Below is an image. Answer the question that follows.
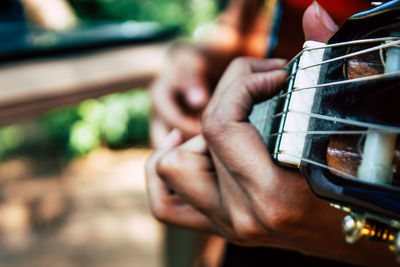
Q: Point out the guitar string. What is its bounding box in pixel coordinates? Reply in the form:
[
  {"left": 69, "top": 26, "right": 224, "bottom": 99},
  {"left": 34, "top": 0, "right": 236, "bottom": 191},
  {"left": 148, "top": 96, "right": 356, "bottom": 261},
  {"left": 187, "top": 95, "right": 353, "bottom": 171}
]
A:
[
  {"left": 272, "top": 151, "right": 356, "bottom": 179},
  {"left": 13, "top": 38, "right": 398, "bottom": 98},
  {"left": 267, "top": 130, "right": 373, "bottom": 138},
  {"left": 11, "top": 37, "right": 399, "bottom": 90},
  {"left": 285, "top": 39, "right": 400, "bottom": 81},
  {"left": 255, "top": 39, "right": 400, "bottom": 107},
  {"left": 251, "top": 109, "right": 400, "bottom": 135},
  {"left": 288, "top": 39, "right": 400, "bottom": 75},
  {"left": 250, "top": 39, "right": 400, "bottom": 129},
  {"left": 285, "top": 36, "right": 400, "bottom": 68},
  {"left": 254, "top": 38, "right": 400, "bottom": 179},
  {"left": 380, "top": 46, "right": 386, "bottom": 68},
  {"left": 249, "top": 70, "right": 400, "bottom": 113},
  {"left": 15, "top": 38, "right": 397, "bottom": 109},
  {"left": 276, "top": 71, "right": 400, "bottom": 99}
]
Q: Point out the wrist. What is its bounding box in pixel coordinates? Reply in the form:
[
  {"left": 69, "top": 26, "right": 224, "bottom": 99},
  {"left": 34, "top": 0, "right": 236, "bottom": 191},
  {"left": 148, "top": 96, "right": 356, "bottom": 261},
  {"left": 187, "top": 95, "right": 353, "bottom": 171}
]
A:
[{"left": 167, "top": 40, "right": 202, "bottom": 58}]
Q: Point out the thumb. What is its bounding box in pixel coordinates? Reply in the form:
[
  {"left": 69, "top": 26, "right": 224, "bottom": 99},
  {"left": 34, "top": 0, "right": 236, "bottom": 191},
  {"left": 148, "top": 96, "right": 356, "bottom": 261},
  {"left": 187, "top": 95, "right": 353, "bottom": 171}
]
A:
[{"left": 302, "top": 1, "right": 339, "bottom": 43}]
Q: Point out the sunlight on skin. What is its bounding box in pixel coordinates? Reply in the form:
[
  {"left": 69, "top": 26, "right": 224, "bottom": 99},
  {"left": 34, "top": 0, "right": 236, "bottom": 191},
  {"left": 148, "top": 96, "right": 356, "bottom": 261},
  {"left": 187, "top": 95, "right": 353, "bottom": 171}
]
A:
[{"left": 20, "top": 0, "right": 77, "bottom": 30}]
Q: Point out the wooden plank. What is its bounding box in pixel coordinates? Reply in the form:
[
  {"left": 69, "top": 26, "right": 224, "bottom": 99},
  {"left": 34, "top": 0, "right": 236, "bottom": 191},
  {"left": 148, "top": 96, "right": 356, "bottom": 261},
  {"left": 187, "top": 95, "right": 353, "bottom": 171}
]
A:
[{"left": 0, "top": 42, "right": 169, "bottom": 124}]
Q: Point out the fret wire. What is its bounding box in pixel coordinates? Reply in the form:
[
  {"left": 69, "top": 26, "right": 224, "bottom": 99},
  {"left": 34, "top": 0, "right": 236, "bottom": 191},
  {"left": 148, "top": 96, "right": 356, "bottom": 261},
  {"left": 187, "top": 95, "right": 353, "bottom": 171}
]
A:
[
  {"left": 250, "top": 110, "right": 285, "bottom": 126},
  {"left": 379, "top": 47, "right": 386, "bottom": 68},
  {"left": 267, "top": 111, "right": 286, "bottom": 120},
  {"left": 251, "top": 109, "right": 400, "bottom": 133},
  {"left": 272, "top": 151, "right": 356, "bottom": 179},
  {"left": 286, "top": 39, "right": 400, "bottom": 81}
]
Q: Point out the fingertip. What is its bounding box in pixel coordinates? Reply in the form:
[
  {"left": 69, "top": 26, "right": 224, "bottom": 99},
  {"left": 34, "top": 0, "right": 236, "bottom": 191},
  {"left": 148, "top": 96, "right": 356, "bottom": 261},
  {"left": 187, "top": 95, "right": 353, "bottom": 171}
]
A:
[
  {"left": 269, "top": 69, "right": 289, "bottom": 90},
  {"left": 180, "top": 134, "right": 209, "bottom": 154},
  {"left": 303, "top": 1, "right": 338, "bottom": 43},
  {"left": 160, "top": 128, "right": 184, "bottom": 150},
  {"left": 185, "top": 86, "right": 209, "bottom": 109},
  {"left": 266, "top": 59, "right": 288, "bottom": 72},
  {"left": 272, "top": 58, "right": 288, "bottom": 67},
  {"left": 266, "top": 69, "right": 289, "bottom": 84}
]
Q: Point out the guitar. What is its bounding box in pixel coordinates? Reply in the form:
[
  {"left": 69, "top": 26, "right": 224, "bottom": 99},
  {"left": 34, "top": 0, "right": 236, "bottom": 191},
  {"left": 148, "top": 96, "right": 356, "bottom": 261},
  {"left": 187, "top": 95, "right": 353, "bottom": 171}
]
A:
[{"left": 250, "top": 0, "right": 400, "bottom": 257}]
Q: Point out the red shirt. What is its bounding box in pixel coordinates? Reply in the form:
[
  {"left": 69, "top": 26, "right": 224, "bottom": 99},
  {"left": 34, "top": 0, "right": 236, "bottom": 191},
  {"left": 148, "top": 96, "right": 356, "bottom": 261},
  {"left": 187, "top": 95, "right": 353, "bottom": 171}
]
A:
[
  {"left": 274, "top": 0, "right": 371, "bottom": 58},
  {"left": 285, "top": 0, "right": 371, "bottom": 24}
]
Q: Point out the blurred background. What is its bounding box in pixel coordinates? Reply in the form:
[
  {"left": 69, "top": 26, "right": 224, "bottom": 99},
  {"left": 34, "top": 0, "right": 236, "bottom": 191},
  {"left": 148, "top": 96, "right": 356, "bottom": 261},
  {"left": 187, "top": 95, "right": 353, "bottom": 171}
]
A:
[{"left": 0, "top": 0, "right": 225, "bottom": 266}]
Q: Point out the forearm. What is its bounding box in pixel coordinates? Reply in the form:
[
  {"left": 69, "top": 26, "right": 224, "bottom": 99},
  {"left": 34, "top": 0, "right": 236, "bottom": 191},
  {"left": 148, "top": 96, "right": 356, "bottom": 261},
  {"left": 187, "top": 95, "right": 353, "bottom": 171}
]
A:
[
  {"left": 201, "top": 0, "right": 268, "bottom": 58},
  {"left": 219, "top": 0, "right": 265, "bottom": 33}
]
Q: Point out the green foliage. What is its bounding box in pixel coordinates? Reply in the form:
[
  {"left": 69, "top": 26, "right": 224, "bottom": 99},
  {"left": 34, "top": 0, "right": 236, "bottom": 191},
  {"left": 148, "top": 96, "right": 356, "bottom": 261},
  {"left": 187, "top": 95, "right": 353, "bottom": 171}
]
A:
[
  {"left": 69, "top": 0, "right": 187, "bottom": 27},
  {"left": 68, "top": 0, "right": 219, "bottom": 34},
  {"left": 68, "top": 120, "right": 101, "bottom": 157},
  {"left": 67, "top": 89, "right": 150, "bottom": 157},
  {"left": 99, "top": 89, "right": 150, "bottom": 148},
  {"left": 41, "top": 106, "right": 80, "bottom": 146},
  {"left": 78, "top": 98, "right": 105, "bottom": 128},
  {"left": 0, "top": 126, "right": 25, "bottom": 160},
  {"left": 0, "top": 89, "right": 150, "bottom": 162},
  {"left": 0, "top": 1, "right": 223, "bottom": 162},
  {"left": 184, "top": 0, "right": 218, "bottom": 34}
]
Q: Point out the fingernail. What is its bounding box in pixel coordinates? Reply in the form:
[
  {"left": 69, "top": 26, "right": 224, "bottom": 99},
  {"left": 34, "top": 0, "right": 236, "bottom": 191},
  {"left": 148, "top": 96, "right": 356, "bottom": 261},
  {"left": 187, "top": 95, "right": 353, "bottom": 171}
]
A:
[
  {"left": 275, "top": 58, "right": 288, "bottom": 66},
  {"left": 314, "top": 1, "right": 338, "bottom": 32},
  {"left": 160, "top": 129, "right": 182, "bottom": 149},
  {"left": 313, "top": 1, "right": 320, "bottom": 17},
  {"left": 187, "top": 87, "right": 207, "bottom": 108}
]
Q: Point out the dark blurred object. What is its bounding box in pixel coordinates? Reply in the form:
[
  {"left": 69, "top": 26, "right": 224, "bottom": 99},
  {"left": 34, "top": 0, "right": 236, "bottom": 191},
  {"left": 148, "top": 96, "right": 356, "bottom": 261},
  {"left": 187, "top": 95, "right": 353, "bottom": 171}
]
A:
[
  {"left": 0, "top": 20, "right": 178, "bottom": 61},
  {"left": 0, "top": 0, "right": 25, "bottom": 22},
  {"left": 0, "top": 0, "right": 179, "bottom": 61},
  {"left": 221, "top": 244, "right": 356, "bottom": 267},
  {"left": 217, "top": 0, "right": 229, "bottom": 10},
  {"left": 0, "top": 0, "right": 28, "bottom": 60}
]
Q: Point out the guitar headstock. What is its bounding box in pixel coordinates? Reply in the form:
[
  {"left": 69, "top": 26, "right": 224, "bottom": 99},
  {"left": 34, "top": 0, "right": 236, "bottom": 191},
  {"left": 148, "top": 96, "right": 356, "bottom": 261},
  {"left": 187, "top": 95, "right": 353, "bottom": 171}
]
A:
[{"left": 250, "top": 0, "right": 400, "bottom": 258}]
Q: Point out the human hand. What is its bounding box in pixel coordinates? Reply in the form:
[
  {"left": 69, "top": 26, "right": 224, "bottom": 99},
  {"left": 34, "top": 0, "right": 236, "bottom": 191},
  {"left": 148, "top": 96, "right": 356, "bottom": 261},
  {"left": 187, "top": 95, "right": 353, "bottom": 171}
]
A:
[
  {"left": 146, "top": 2, "right": 397, "bottom": 266},
  {"left": 149, "top": 0, "right": 268, "bottom": 148},
  {"left": 147, "top": 56, "right": 288, "bottom": 231},
  {"left": 154, "top": 55, "right": 349, "bottom": 251},
  {"left": 150, "top": 47, "right": 211, "bottom": 148},
  {"left": 146, "top": 129, "right": 215, "bottom": 232},
  {"left": 148, "top": 58, "right": 394, "bottom": 266}
]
